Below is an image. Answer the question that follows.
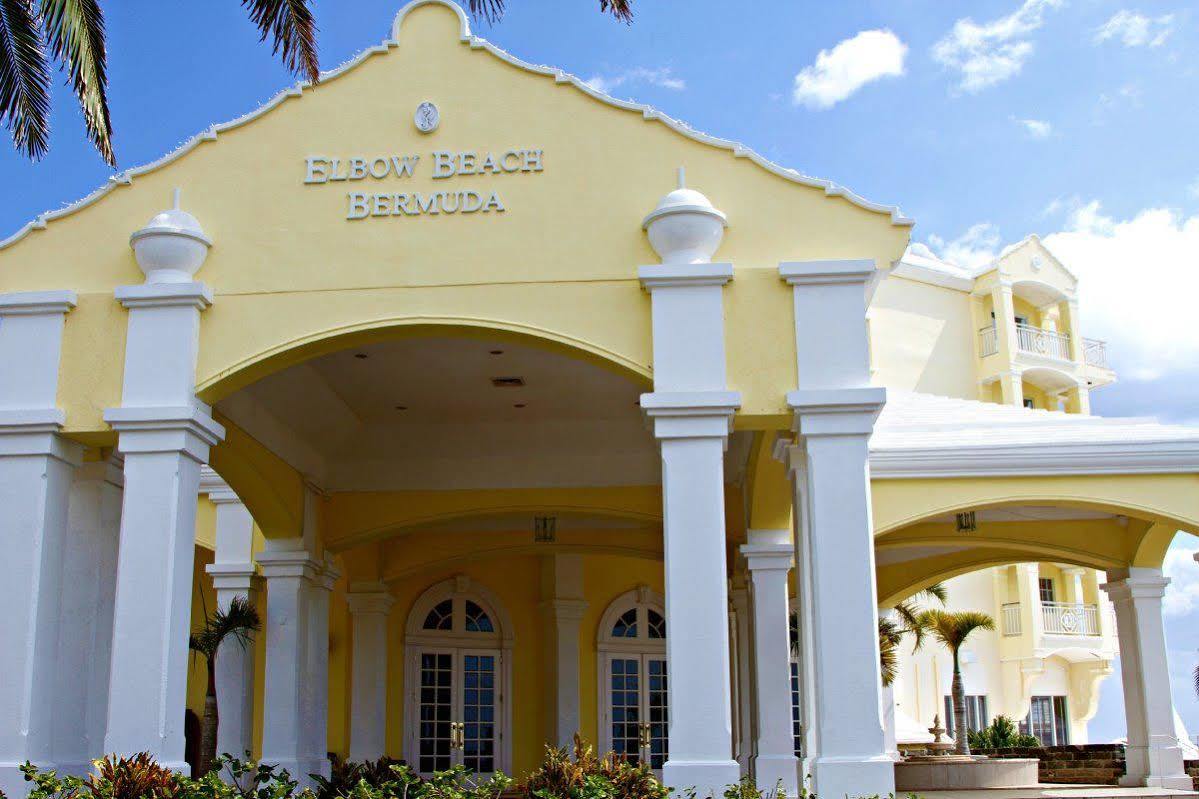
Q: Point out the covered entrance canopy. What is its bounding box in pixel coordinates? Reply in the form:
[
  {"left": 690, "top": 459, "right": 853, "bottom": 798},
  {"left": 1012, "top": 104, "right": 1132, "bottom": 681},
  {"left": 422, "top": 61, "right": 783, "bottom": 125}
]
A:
[{"left": 2, "top": 2, "right": 1198, "bottom": 798}]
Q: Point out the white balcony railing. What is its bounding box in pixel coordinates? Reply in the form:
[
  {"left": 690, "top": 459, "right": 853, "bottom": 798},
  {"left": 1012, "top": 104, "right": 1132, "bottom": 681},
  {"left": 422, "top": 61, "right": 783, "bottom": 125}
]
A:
[
  {"left": 1001, "top": 602, "right": 1021, "bottom": 636},
  {"left": 1016, "top": 323, "right": 1072, "bottom": 361},
  {"left": 1041, "top": 601, "right": 1100, "bottom": 636},
  {"left": 1083, "top": 338, "right": 1109, "bottom": 369},
  {"left": 979, "top": 326, "right": 999, "bottom": 357}
]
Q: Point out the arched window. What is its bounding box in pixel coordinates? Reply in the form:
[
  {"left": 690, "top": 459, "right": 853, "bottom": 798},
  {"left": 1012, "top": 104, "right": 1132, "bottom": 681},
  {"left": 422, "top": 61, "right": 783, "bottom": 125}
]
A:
[
  {"left": 404, "top": 576, "right": 513, "bottom": 778},
  {"left": 597, "top": 586, "right": 668, "bottom": 774}
]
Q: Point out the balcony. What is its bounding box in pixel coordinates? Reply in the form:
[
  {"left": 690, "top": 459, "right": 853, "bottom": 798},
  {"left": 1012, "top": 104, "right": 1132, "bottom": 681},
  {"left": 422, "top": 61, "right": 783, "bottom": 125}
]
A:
[
  {"left": 1083, "top": 338, "right": 1109, "bottom": 369},
  {"left": 1001, "top": 601, "right": 1101, "bottom": 637},
  {"left": 978, "top": 324, "right": 1111, "bottom": 370}
]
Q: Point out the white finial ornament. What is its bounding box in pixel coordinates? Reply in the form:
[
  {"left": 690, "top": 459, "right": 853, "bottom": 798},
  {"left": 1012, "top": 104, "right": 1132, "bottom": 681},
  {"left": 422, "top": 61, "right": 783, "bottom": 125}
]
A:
[
  {"left": 128, "top": 188, "right": 212, "bottom": 284},
  {"left": 642, "top": 166, "right": 727, "bottom": 264}
]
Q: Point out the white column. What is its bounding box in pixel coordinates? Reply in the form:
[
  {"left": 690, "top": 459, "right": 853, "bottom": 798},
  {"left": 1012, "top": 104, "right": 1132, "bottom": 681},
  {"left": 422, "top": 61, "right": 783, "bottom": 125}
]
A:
[
  {"left": 541, "top": 553, "right": 587, "bottom": 748},
  {"left": 729, "top": 579, "right": 755, "bottom": 773},
  {"left": 203, "top": 487, "right": 259, "bottom": 762},
  {"left": 1101, "top": 568, "right": 1190, "bottom": 789},
  {"left": 0, "top": 291, "right": 81, "bottom": 798},
  {"left": 347, "top": 585, "right": 394, "bottom": 761},
  {"left": 1062, "top": 566, "right": 1086, "bottom": 605},
  {"left": 780, "top": 260, "right": 893, "bottom": 799},
  {"left": 640, "top": 257, "right": 741, "bottom": 796},
  {"left": 102, "top": 280, "right": 224, "bottom": 772},
  {"left": 258, "top": 539, "right": 318, "bottom": 778},
  {"left": 879, "top": 610, "right": 900, "bottom": 761},
  {"left": 305, "top": 556, "right": 337, "bottom": 779},
  {"left": 741, "top": 530, "right": 799, "bottom": 797},
  {"left": 54, "top": 458, "right": 124, "bottom": 775}
]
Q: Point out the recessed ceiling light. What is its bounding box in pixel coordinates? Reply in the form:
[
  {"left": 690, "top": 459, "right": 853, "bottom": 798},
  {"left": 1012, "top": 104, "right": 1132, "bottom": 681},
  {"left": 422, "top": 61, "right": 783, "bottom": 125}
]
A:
[
  {"left": 395, "top": 405, "right": 408, "bottom": 411},
  {"left": 489, "top": 349, "right": 504, "bottom": 355},
  {"left": 354, "top": 353, "right": 368, "bottom": 360},
  {"left": 514, "top": 403, "right": 526, "bottom": 409},
  {"left": 491, "top": 376, "right": 525, "bottom": 388}
]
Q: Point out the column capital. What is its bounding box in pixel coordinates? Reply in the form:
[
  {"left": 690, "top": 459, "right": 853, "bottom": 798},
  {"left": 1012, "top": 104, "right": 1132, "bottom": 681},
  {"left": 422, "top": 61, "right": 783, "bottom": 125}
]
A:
[
  {"left": 114, "top": 281, "right": 213, "bottom": 311},
  {"left": 0, "top": 289, "right": 77, "bottom": 316},
  {"left": 346, "top": 584, "right": 396, "bottom": 616},
  {"left": 779, "top": 259, "right": 875, "bottom": 287},
  {"left": 205, "top": 562, "right": 259, "bottom": 593},
  {"left": 638, "top": 262, "right": 733, "bottom": 290},
  {"left": 1102, "top": 568, "right": 1170, "bottom": 601},
  {"left": 788, "top": 386, "right": 886, "bottom": 437},
  {"left": 0, "top": 410, "right": 82, "bottom": 463},
  {"left": 103, "top": 405, "right": 225, "bottom": 461},
  {"left": 641, "top": 390, "right": 740, "bottom": 440},
  {"left": 741, "top": 528, "right": 794, "bottom": 571},
  {"left": 257, "top": 548, "right": 323, "bottom": 581},
  {"left": 539, "top": 597, "right": 589, "bottom": 622}
]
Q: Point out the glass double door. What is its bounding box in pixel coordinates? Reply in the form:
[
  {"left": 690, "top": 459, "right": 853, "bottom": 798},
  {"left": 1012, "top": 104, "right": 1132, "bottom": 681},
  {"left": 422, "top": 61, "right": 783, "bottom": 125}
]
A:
[
  {"left": 606, "top": 653, "right": 668, "bottom": 772},
  {"left": 415, "top": 649, "right": 500, "bottom": 777}
]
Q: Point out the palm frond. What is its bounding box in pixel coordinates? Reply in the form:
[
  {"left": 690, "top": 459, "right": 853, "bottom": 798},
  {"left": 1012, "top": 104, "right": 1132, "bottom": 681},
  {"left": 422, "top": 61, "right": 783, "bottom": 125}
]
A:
[
  {"left": 190, "top": 595, "right": 261, "bottom": 658},
  {"left": 878, "top": 616, "right": 904, "bottom": 687},
  {"left": 241, "top": 0, "right": 319, "bottom": 83},
  {"left": 1194, "top": 661, "right": 1198, "bottom": 699},
  {"left": 599, "top": 0, "right": 633, "bottom": 22},
  {"left": 921, "top": 582, "right": 949, "bottom": 606},
  {"left": 0, "top": 0, "right": 51, "bottom": 160},
  {"left": 920, "top": 609, "right": 995, "bottom": 653},
  {"left": 39, "top": 0, "right": 112, "bottom": 164}
]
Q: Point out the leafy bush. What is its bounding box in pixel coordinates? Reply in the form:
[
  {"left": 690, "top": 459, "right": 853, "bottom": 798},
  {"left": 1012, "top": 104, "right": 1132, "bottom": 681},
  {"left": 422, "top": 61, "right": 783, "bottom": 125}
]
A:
[
  {"left": 523, "top": 737, "right": 666, "bottom": 799},
  {"left": 967, "top": 716, "right": 1042, "bottom": 750},
  {"left": 311, "top": 757, "right": 408, "bottom": 799}
]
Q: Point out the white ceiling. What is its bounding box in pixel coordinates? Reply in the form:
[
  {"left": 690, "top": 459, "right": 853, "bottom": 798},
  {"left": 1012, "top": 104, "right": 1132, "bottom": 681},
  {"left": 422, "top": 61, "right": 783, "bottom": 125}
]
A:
[{"left": 217, "top": 335, "right": 752, "bottom": 492}]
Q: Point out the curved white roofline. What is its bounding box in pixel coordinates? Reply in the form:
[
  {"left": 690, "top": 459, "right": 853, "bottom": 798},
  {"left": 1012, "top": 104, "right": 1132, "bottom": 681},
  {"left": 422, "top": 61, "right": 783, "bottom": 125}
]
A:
[{"left": 0, "top": 0, "right": 913, "bottom": 251}]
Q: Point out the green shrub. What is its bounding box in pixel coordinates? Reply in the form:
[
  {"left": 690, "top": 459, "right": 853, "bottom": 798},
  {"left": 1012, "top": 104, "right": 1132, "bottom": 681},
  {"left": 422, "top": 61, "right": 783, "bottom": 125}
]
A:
[
  {"left": 967, "top": 716, "right": 1042, "bottom": 750},
  {"left": 523, "top": 737, "right": 666, "bottom": 799}
]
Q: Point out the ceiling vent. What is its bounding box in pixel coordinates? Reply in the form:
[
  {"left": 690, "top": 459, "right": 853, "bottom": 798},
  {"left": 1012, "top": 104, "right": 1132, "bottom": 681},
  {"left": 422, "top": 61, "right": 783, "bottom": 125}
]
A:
[{"left": 491, "top": 376, "right": 525, "bottom": 388}]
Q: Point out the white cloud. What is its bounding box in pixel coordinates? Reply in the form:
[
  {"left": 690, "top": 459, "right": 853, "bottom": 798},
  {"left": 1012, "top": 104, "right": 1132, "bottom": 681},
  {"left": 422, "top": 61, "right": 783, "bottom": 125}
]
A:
[
  {"left": 932, "top": 0, "right": 1062, "bottom": 93},
  {"left": 1094, "top": 10, "right": 1175, "bottom": 48},
  {"left": 1188, "top": 177, "right": 1199, "bottom": 199},
  {"left": 584, "top": 67, "right": 685, "bottom": 95},
  {"left": 930, "top": 200, "right": 1199, "bottom": 381},
  {"left": 1013, "top": 117, "right": 1053, "bottom": 138},
  {"left": 926, "top": 223, "right": 1003, "bottom": 272},
  {"left": 1164, "top": 539, "right": 1199, "bottom": 617},
  {"left": 792, "top": 29, "right": 907, "bottom": 110}
]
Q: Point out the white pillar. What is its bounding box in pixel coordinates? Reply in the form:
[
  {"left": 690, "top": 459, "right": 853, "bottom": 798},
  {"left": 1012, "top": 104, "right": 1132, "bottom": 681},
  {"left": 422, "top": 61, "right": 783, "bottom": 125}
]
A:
[
  {"left": 102, "top": 280, "right": 224, "bottom": 772},
  {"left": 741, "top": 530, "right": 799, "bottom": 797},
  {"left": 640, "top": 256, "right": 741, "bottom": 796},
  {"left": 879, "top": 610, "right": 900, "bottom": 761},
  {"left": 347, "top": 585, "right": 394, "bottom": 761},
  {"left": 258, "top": 539, "right": 318, "bottom": 778},
  {"left": 541, "top": 554, "right": 587, "bottom": 748},
  {"left": 203, "top": 486, "right": 258, "bottom": 762},
  {"left": 780, "top": 260, "right": 893, "bottom": 799},
  {"left": 729, "top": 579, "right": 755, "bottom": 773},
  {"left": 1101, "top": 568, "right": 1190, "bottom": 789},
  {"left": 54, "top": 458, "right": 123, "bottom": 775},
  {"left": 0, "top": 291, "right": 81, "bottom": 798},
  {"left": 305, "top": 556, "right": 337, "bottom": 779}
]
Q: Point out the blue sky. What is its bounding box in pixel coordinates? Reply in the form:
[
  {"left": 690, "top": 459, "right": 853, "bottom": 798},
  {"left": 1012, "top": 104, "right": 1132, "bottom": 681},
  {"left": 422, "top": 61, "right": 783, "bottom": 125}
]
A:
[{"left": 3, "top": 0, "right": 1198, "bottom": 747}]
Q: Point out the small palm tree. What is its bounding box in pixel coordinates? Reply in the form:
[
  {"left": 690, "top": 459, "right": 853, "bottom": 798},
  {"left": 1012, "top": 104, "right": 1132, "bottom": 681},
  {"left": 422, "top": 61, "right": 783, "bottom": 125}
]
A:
[
  {"left": 189, "top": 595, "right": 261, "bottom": 776},
  {"left": 1, "top": 0, "right": 633, "bottom": 166},
  {"left": 878, "top": 583, "right": 948, "bottom": 686},
  {"left": 920, "top": 609, "right": 995, "bottom": 755}
]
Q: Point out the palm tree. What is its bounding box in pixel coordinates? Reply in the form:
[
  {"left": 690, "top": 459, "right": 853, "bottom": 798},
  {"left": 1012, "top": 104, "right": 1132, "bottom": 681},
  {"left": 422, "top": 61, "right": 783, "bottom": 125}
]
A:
[
  {"left": 920, "top": 609, "right": 995, "bottom": 755},
  {"left": 189, "top": 595, "right": 261, "bottom": 776},
  {"left": 878, "top": 583, "right": 948, "bottom": 686},
  {"left": 1, "top": 0, "right": 633, "bottom": 167}
]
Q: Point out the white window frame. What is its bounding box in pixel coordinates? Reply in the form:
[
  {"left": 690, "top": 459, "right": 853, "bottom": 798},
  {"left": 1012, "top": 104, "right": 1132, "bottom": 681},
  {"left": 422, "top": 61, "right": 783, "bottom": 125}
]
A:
[
  {"left": 596, "top": 586, "right": 668, "bottom": 773},
  {"left": 403, "top": 575, "right": 514, "bottom": 776}
]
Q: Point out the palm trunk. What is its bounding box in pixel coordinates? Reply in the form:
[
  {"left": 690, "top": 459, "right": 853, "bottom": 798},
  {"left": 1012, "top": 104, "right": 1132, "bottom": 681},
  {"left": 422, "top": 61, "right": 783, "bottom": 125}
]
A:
[
  {"left": 951, "top": 650, "right": 969, "bottom": 756},
  {"left": 199, "top": 654, "right": 219, "bottom": 776}
]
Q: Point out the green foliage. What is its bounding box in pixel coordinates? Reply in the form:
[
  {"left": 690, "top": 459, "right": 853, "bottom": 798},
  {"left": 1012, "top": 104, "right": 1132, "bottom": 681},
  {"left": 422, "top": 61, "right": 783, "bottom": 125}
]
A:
[
  {"left": 311, "top": 757, "right": 408, "bottom": 799},
  {"left": 966, "top": 716, "right": 1042, "bottom": 750},
  {"left": 524, "top": 736, "right": 666, "bottom": 799}
]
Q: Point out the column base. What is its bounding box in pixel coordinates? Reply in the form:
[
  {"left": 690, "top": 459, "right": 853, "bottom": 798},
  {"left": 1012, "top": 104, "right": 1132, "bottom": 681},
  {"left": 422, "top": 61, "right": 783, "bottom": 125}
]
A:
[
  {"left": 1119, "top": 774, "right": 1194, "bottom": 790},
  {"left": 751, "top": 754, "right": 800, "bottom": 797},
  {"left": 662, "top": 759, "right": 740, "bottom": 798},
  {"left": 811, "top": 754, "right": 895, "bottom": 799}
]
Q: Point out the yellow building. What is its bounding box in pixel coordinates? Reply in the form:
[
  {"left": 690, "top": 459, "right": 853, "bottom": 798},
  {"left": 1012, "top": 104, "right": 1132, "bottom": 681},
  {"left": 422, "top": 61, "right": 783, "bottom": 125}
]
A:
[{"left": 2, "top": 2, "right": 1198, "bottom": 798}]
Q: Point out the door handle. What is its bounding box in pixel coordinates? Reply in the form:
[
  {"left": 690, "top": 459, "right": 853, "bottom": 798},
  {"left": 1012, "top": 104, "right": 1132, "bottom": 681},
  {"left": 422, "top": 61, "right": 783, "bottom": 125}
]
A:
[
  {"left": 450, "top": 721, "right": 464, "bottom": 750},
  {"left": 638, "top": 722, "right": 652, "bottom": 749}
]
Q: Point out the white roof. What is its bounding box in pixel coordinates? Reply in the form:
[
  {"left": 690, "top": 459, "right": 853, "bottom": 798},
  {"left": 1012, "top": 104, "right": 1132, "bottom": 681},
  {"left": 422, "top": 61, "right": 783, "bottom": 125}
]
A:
[{"left": 870, "top": 391, "right": 1199, "bottom": 478}]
